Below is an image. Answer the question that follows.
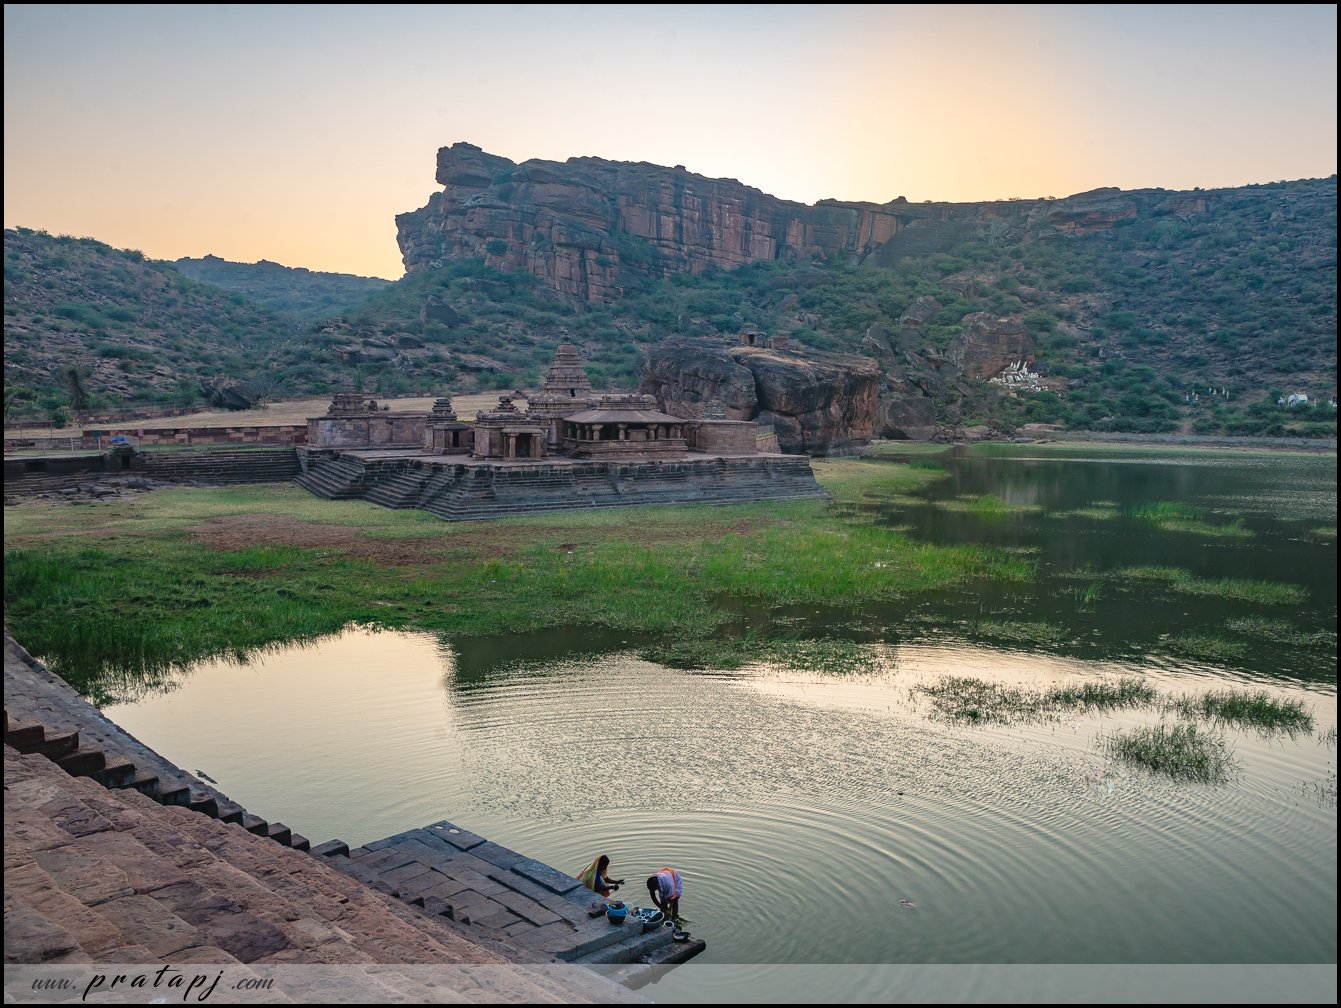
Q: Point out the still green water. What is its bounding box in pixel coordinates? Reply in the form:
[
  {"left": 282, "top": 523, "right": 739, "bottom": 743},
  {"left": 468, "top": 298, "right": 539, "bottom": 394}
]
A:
[{"left": 102, "top": 447, "right": 1336, "bottom": 999}]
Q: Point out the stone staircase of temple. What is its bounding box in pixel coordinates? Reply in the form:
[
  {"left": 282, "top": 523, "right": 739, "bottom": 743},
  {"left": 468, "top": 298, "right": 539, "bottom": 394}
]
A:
[
  {"left": 292, "top": 451, "right": 827, "bottom": 521},
  {"left": 362, "top": 465, "right": 436, "bottom": 510},
  {"left": 292, "top": 454, "right": 374, "bottom": 499},
  {"left": 137, "top": 447, "right": 300, "bottom": 483}
]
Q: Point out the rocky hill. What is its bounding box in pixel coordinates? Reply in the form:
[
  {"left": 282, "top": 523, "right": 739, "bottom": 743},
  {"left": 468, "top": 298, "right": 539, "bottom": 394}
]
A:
[
  {"left": 5, "top": 154, "right": 1335, "bottom": 439},
  {"left": 174, "top": 254, "right": 390, "bottom": 322},
  {"left": 389, "top": 146, "right": 1335, "bottom": 438},
  {"left": 396, "top": 142, "right": 908, "bottom": 301},
  {"left": 3, "top": 229, "right": 301, "bottom": 420}
]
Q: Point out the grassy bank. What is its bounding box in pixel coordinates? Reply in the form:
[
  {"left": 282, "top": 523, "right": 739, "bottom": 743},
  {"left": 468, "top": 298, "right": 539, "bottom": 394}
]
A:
[{"left": 3, "top": 460, "right": 1030, "bottom": 696}]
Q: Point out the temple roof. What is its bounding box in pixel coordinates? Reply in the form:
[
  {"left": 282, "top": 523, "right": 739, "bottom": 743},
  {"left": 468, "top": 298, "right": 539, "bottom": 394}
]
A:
[
  {"left": 539, "top": 342, "right": 594, "bottom": 397},
  {"left": 563, "top": 406, "right": 683, "bottom": 425}
]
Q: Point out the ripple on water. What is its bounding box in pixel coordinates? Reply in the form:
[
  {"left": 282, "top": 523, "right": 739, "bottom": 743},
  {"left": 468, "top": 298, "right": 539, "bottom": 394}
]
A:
[{"left": 104, "top": 630, "right": 1336, "bottom": 966}]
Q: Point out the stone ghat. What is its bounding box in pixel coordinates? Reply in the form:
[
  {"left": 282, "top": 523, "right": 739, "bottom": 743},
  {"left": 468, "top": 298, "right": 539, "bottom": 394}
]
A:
[
  {"left": 295, "top": 449, "right": 828, "bottom": 520},
  {"left": 314, "top": 826, "right": 706, "bottom": 969},
  {"left": 3, "top": 634, "right": 688, "bottom": 987}
]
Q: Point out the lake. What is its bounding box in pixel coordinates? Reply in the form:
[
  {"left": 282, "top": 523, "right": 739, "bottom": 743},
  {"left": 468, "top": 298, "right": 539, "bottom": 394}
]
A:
[{"left": 101, "top": 446, "right": 1337, "bottom": 999}]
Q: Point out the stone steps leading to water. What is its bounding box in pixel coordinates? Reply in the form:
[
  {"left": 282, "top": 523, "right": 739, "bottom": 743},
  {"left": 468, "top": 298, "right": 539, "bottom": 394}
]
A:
[
  {"left": 311, "top": 822, "right": 699, "bottom": 967},
  {"left": 2, "top": 708, "right": 306, "bottom": 852},
  {"left": 5, "top": 747, "right": 626, "bottom": 985}
]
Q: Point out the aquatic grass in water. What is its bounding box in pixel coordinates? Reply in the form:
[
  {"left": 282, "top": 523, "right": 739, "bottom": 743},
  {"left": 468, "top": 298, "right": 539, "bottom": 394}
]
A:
[
  {"left": 1064, "top": 582, "right": 1104, "bottom": 612},
  {"left": 1051, "top": 505, "right": 1122, "bottom": 521},
  {"left": 935, "top": 494, "right": 1044, "bottom": 518},
  {"left": 1105, "top": 723, "right": 1237, "bottom": 783},
  {"left": 1128, "top": 501, "right": 1253, "bottom": 539},
  {"left": 1114, "top": 566, "right": 1308, "bottom": 605},
  {"left": 1310, "top": 526, "right": 1337, "bottom": 540},
  {"left": 1223, "top": 617, "right": 1334, "bottom": 648},
  {"left": 1169, "top": 689, "right": 1315, "bottom": 734},
  {"left": 975, "top": 620, "right": 1067, "bottom": 647},
  {"left": 920, "top": 674, "right": 1155, "bottom": 724},
  {"left": 919, "top": 676, "right": 1048, "bottom": 724},
  {"left": 639, "top": 634, "right": 888, "bottom": 674},
  {"left": 773, "top": 637, "right": 887, "bottom": 674},
  {"left": 1169, "top": 634, "right": 1251, "bottom": 663},
  {"left": 1045, "top": 677, "right": 1156, "bottom": 709}
]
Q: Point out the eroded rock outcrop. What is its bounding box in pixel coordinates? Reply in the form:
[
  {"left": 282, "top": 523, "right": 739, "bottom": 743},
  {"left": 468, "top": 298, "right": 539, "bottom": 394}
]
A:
[
  {"left": 946, "top": 313, "right": 1035, "bottom": 380},
  {"left": 398, "top": 143, "right": 915, "bottom": 302},
  {"left": 641, "top": 337, "right": 883, "bottom": 455},
  {"left": 197, "top": 377, "right": 259, "bottom": 411}
]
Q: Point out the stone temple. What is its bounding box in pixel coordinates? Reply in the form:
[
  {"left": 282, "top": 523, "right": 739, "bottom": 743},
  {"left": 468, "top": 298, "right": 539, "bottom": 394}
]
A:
[{"left": 295, "top": 343, "right": 826, "bottom": 520}]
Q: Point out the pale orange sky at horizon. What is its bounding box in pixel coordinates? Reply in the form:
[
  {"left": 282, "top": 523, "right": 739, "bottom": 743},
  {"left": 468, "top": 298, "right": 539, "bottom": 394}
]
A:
[{"left": 4, "top": 4, "right": 1336, "bottom": 280}]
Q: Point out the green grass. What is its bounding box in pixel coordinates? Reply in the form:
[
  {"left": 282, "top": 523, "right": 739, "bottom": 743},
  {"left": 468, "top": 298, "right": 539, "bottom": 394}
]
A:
[
  {"left": 642, "top": 634, "right": 886, "bottom": 674},
  {"left": 1045, "top": 676, "right": 1157, "bottom": 709},
  {"left": 1223, "top": 616, "right": 1334, "bottom": 648},
  {"left": 1128, "top": 501, "right": 1253, "bottom": 539},
  {"left": 975, "top": 620, "right": 1067, "bottom": 647},
  {"left": 1169, "top": 689, "right": 1315, "bottom": 734},
  {"left": 1050, "top": 505, "right": 1122, "bottom": 521},
  {"left": 1104, "top": 723, "right": 1237, "bottom": 783},
  {"left": 919, "top": 677, "right": 1048, "bottom": 724},
  {"left": 1168, "top": 634, "right": 1251, "bottom": 663},
  {"left": 934, "top": 494, "right": 1044, "bottom": 518},
  {"left": 3, "top": 462, "right": 1033, "bottom": 696},
  {"left": 812, "top": 457, "right": 950, "bottom": 505},
  {"left": 920, "top": 674, "right": 1155, "bottom": 724},
  {"left": 1311, "top": 526, "right": 1337, "bottom": 540},
  {"left": 1063, "top": 582, "right": 1104, "bottom": 612},
  {"left": 1113, "top": 566, "right": 1308, "bottom": 605},
  {"left": 861, "top": 442, "right": 951, "bottom": 458}
]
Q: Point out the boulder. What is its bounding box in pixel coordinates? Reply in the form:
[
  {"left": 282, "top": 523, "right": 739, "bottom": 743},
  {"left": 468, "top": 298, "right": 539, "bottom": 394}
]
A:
[
  {"left": 897, "top": 296, "right": 941, "bottom": 327},
  {"left": 641, "top": 337, "right": 881, "bottom": 455},
  {"left": 198, "top": 377, "right": 259, "bottom": 411},
  {"left": 420, "top": 297, "right": 461, "bottom": 328}
]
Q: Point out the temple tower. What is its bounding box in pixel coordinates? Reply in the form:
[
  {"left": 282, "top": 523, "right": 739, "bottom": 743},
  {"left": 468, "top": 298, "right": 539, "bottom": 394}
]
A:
[{"left": 527, "top": 342, "right": 596, "bottom": 448}]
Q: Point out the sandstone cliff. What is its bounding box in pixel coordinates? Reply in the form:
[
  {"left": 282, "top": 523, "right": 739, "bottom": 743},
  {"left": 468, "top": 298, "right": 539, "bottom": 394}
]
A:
[
  {"left": 397, "top": 143, "right": 922, "bottom": 302},
  {"left": 640, "top": 337, "right": 886, "bottom": 455},
  {"left": 396, "top": 145, "right": 1227, "bottom": 305}
]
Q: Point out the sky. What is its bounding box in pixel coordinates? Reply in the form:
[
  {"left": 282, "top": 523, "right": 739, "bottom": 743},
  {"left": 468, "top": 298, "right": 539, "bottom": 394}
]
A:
[{"left": 4, "top": 4, "right": 1336, "bottom": 280}]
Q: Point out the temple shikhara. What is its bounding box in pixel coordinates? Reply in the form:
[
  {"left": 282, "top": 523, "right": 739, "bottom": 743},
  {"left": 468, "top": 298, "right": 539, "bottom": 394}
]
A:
[{"left": 296, "top": 342, "right": 825, "bottom": 520}]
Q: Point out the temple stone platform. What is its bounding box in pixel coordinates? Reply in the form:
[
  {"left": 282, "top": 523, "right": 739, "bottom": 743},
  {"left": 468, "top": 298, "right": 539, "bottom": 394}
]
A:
[
  {"left": 313, "top": 826, "right": 706, "bottom": 967},
  {"left": 294, "top": 447, "right": 827, "bottom": 520}
]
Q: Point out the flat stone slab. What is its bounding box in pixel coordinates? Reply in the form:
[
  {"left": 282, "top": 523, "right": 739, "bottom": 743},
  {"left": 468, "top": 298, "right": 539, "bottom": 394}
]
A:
[
  {"left": 424, "top": 821, "right": 486, "bottom": 851},
  {"left": 470, "top": 840, "right": 526, "bottom": 871},
  {"left": 510, "top": 857, "right": 583, "bottom": 896}
]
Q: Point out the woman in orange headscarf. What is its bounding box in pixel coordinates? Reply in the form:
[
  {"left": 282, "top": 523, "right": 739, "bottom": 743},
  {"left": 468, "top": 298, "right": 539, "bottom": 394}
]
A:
[{"left": 577, "top": 854, "right": 623, "bottom": 897}]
